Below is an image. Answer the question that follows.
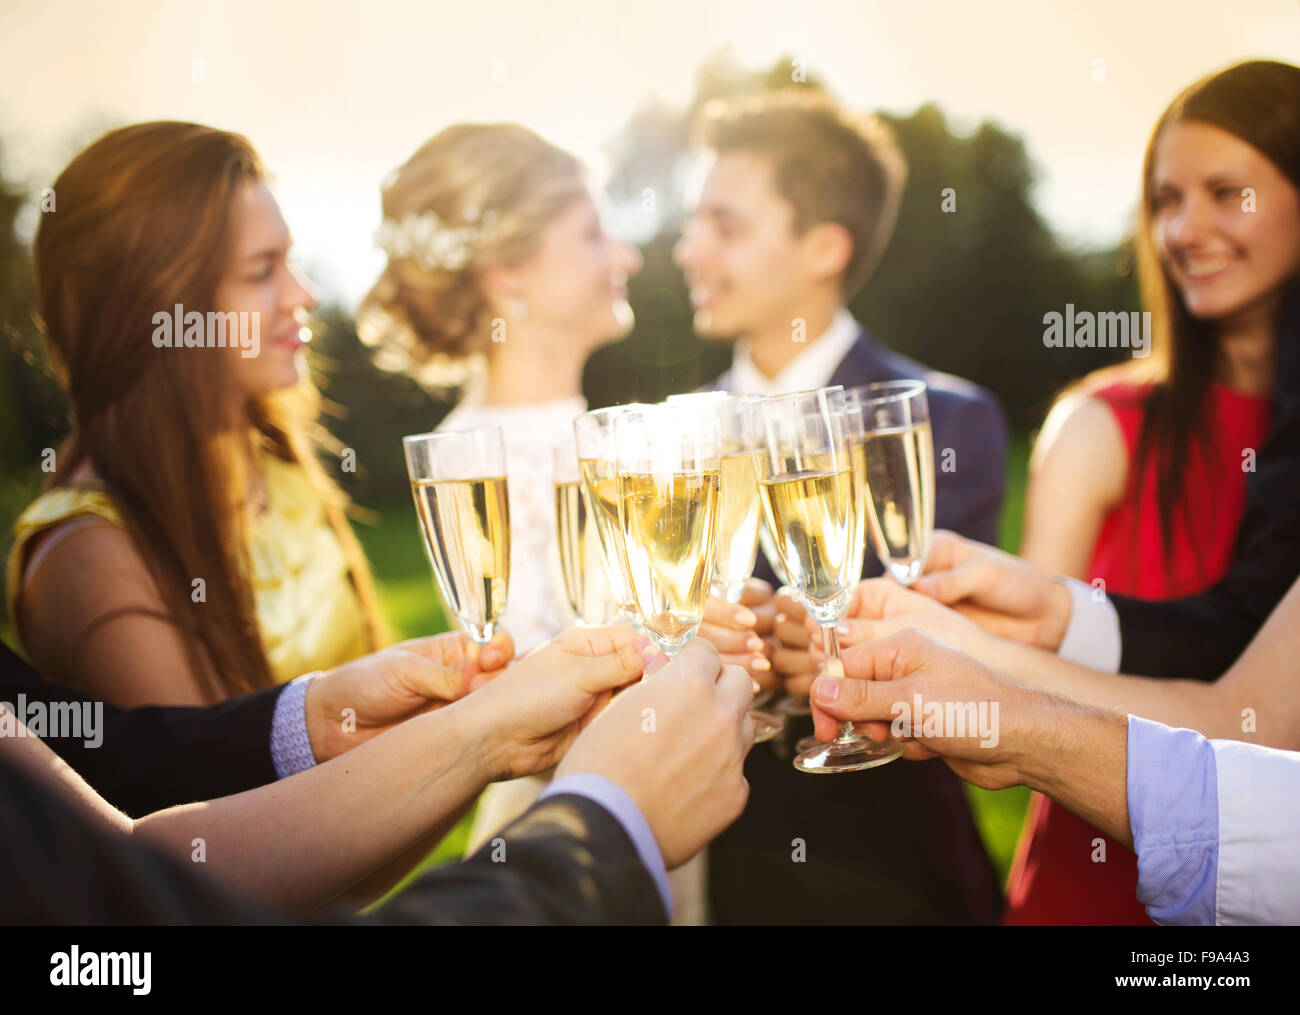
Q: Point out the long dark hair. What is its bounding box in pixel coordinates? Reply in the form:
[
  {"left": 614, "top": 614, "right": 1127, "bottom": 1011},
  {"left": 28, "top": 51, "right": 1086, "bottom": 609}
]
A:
[{"left": 1068, "top": 61, "right": 1300, "bottom": 565}]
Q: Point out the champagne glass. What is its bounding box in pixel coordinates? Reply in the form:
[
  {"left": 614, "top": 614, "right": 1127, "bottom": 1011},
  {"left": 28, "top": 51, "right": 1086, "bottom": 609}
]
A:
[
  {"left": 746, "top": 387, "right": 902, "bottom": 773},
  {"left": 553, "top": 436, "right": 613, "bottom": 624},
  {"left": 667, "top": 392, "right": 785, "bottom": 743},
  {"left": 665, "top": 392, "right": 762, "bottom": 603},
  {"left": 793, "top": 393, "right": 869, "bottom": 754},
  {"left": 612, "top": 405, "right": 720, "bottom": 659},
  {"left": 403, "top": 426, "right": 510, "bottom": 644},
  {"left": 574, "top": 405, "right": 650, "bottom": 630},
  {"left": 857, "top": 381, "right": 935, "bottom": 585}
]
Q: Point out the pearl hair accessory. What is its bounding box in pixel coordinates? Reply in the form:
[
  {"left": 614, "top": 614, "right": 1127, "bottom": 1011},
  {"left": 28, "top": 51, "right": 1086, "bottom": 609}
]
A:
[{"left": 374, "top": 205, "right": 498, "bottom": 272}]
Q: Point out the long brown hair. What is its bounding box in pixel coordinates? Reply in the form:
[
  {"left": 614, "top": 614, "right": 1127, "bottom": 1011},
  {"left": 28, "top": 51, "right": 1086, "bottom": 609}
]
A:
[
  {"left": 33, "top": 121, "right": 384, "bottom": 700},
  {"left": 1065, "top": 61, "right": 1300, "bottom": 562}
]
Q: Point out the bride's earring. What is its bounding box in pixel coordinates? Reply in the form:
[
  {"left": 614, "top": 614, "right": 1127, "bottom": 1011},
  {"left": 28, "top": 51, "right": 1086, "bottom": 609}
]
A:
[{"left": 508, "top": 297, "right": 529, "bottom": 321}]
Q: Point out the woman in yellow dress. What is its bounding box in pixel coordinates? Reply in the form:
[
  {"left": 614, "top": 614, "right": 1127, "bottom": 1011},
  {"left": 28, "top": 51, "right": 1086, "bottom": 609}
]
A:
[{"left": 7, "top": 121, "right": 384, "bottom": 706}]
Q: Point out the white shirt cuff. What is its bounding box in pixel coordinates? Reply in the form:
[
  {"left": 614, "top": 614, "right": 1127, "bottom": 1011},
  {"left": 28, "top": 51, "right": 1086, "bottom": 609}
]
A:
[
  {"left": 1211, "top": 737, "right": 1300, "bottom": 925},
  {"left": 1053, "top": 576, "right": 1121, "bottom": 673}
]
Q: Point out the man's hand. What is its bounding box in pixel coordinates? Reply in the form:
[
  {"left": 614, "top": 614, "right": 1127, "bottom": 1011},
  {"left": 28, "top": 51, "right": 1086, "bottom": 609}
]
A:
[
  {"left": 810, "top": 628, "right": 1133, "bottom": 842},
  {"left": 698, "top": 579, "right": 776, "bottom": 691},
  {"left": 812, "top": 627, "right": 1075, "bottom": 790},
  {"left": 305, "top": 631, "right": 514, "bottom": 763},
  {"left": 454, "top": 624, "right": 650, "bottom": 781},
  {"left": 911, "top": 531, "right": 1073, "bottom": 651},
  {"left": 556, "top": 639, "right": 755, "bottom": 869}
]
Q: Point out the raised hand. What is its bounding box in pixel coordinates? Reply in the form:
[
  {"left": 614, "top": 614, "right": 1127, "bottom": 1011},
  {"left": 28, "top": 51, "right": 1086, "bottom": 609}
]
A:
[
  {"left": 697, "top": 578, "right": 776, "bottom": 689},
  {"left": 454, "top": 624, "right": 650, "bottom": 780},
  {"left": 911, "top": 531, "right": 1074, "bottom": 650},
  {"left": 809, "top": 628, "right": 1045, "bottom": 790},
  {"left": 305, "top": 630, "right": 514, "bottom": 762},
  {"left": 767, "top": 588, "right": 818, "bottom": 695},
  {"left": 556, "top": 639, "right": 755, "bottom": 869}
]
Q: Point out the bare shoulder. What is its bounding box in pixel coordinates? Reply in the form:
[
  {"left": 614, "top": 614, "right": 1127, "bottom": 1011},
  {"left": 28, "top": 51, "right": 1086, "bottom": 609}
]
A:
[
  {"left": 19, "top": 519, "right": 168, "bottom": 649},
  {"left": 1031, "top": 393, "right": 1127, "bottom": 499}
]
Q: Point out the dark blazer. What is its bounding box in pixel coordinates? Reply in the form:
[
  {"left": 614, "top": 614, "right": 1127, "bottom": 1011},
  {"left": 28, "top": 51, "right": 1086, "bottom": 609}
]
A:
[
  {"left": 1113, "top": 279, "right": 1300, "bottom": 678},
  {"left": 0, "top": 641, "right": 280, "bottom": 817},
  {"left": 0, "top": 752, "right": 667, "bottom": 925},
  {"left": 709, "top": 325, "right": 1010, "bottom": 924}
]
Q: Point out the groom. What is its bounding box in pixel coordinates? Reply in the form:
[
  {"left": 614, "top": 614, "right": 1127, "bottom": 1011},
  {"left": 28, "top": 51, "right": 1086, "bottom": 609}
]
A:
[{"left": 675, "top": 89, "right": 1009, "bottom": 924}]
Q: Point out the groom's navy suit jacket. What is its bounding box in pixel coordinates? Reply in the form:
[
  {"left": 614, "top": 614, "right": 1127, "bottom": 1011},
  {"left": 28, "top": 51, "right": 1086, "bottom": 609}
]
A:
[{"left": 709, "top": 325, "right": 1009, "bottom": 924}]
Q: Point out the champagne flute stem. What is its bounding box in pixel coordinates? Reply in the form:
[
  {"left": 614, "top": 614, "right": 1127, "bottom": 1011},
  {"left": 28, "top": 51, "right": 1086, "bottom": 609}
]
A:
[{"left": 820, "top": 624, "right": 857, "bottom": 743}]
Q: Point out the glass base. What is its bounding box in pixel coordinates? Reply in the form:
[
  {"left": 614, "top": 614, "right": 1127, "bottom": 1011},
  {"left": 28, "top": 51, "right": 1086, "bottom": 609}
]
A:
[
  {"left": 794, "top": 734, "right": 902, "bottom": 774},
  {"left": 752, "top": 684, "right": 776, "bottom": 709},
  {"left": 751, "top": 710, "right": 785, "bottom": 743}
]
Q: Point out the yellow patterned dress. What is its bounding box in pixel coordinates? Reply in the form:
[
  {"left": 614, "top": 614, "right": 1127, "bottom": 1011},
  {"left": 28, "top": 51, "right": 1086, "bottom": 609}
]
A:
[{"left": 6, "top": 454, "right": 373, "bottom": 685}]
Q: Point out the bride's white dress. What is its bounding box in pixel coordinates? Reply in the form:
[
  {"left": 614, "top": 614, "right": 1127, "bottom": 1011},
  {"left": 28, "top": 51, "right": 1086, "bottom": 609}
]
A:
[{"left": 438, "top": 394, "right": 707, "bottom": 924}]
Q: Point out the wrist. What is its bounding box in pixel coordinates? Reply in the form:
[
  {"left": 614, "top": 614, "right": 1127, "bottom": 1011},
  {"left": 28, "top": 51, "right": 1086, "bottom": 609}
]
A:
[
  {"left": 302, "top": 674, "right": 337, "bottom": 764},
  {"left": 1014, "top": 696, "right": 1117, "bottom": 794},
  {"left": 1040, "top": 579, "right": 1072, "bottom": 651},
  {"left": 445, "top": 694, "right": 510, "bottom": 783}
]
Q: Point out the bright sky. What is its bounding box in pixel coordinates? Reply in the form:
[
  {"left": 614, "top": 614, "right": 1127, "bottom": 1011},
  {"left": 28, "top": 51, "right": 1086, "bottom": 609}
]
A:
[{"left": 2, "top": 0, "right": 1298, "bottom": 304}]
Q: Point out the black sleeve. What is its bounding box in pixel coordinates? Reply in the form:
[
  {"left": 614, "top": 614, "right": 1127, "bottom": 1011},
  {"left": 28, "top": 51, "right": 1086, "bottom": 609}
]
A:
[
  {"left": 0, "top": 643, "right": 280, "bottom": 816},
  {"left": 376, "top": 794, "right": 670, "bottom": 925},
  {"left": 0, "top": 754, "right": 284, "bottom": 924},
  {"left": 1113, "top": 279, "right": 1300, "bottom": 678},
  {"left": 0, "top": 755, "right": 666, "bottom": 926}
]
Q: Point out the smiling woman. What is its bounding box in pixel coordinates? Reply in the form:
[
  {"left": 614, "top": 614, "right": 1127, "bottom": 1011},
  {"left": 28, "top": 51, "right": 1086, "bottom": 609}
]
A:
[
  {"left": 1013, "top": 59, "right": 1300, "bottom": 926},
  {"left": 5, "top": 121, "right": 386, "bottom": 708}
]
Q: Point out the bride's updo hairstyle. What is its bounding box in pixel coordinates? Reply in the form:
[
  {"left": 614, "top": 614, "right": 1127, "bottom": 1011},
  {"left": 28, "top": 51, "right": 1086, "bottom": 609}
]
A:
[{"left": 359, "top": 123, "right": 587, "bottom": 389}]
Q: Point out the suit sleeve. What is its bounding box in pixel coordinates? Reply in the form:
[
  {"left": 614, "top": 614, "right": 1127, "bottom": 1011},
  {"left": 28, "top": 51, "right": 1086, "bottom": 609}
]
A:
[
  {"left": 0, "top": 754, "right": 284, "bottom": 924},
  {"left": 0, "top": 644, "right": 280, "bottom": 817},
  {"left": 933, "top": 389, "right": 1009, "bottom": 547},
  {"left": 1113, "top": 280, "right": 1300, "bottom": 678},
  {"left": 376, "top": 794, "right": 670, "bottom": 925}
]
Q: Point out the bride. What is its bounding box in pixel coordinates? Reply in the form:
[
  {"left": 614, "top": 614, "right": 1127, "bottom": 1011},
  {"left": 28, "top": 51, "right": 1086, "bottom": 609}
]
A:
[{"left": 359, "top": 122, "right": 770, "bottom": 923}]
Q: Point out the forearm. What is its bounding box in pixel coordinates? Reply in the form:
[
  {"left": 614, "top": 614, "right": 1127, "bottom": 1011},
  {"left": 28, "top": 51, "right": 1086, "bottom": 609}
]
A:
[
  {"left": 974, "top": 632, "right": 1237, "bottom": 740},
  {"left": 346, "top": 798, "right": 477, "bottom": 910},
  {"left": 132, "top": 707, "right": 496, "bottom": 911},
  {"left": 1015, "top": 701, "right": 1132, "bottom": 847}
]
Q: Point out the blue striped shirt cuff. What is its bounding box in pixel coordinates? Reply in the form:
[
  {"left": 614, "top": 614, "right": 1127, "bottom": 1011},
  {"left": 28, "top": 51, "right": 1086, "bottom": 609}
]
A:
[
  {"left": 1127, "top": 714, "right": 1219, "bottom": 925},
  {"left": 541, "top": 773, "right": 672, "bottom": 921},
  {"left": 270, "top": 673, "right": 320, "bottom": 779}
]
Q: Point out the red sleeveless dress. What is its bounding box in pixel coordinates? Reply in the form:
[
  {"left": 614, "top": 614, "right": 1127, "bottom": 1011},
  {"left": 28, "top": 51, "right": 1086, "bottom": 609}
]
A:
[{"left": 1002, "top": 380, "right": 1272, "bottom": 925}]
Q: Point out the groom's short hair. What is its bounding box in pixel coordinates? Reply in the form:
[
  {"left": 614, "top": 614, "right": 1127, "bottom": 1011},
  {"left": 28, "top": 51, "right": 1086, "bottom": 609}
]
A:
[{"left": 694, "top": 89, "right": 906, "bottom": 298}]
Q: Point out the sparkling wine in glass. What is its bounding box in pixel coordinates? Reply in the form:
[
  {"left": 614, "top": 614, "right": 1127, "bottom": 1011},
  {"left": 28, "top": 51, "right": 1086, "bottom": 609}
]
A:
[
  {"left": 667, "top": 392, "right": 785, "bottom": 742},
  {"left": 746, "top": 387, "right": 902, "bottom": 773},
  {"left": 553, "top": 437, "right": 613, "bottom": 624},
  {"left": 403, "top": 426, "right": 510, "bottom": 644},
  {"left": 574, "top": 405, "right": 650, "bottom": 630},
  {"left": 666, "top": 392, "right": 761, "bottom": 604},
  {"left": 613, "top": 405, "right": 720, "bottom": 659},
  {"left": 857, "top": 381, "right": 935, "bottom": 585}
]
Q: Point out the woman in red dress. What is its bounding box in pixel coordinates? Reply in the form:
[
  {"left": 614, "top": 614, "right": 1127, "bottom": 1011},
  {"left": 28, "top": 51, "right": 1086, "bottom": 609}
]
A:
[{"left": 1009, "top": 60, "right": 1300, "bottom": 924}]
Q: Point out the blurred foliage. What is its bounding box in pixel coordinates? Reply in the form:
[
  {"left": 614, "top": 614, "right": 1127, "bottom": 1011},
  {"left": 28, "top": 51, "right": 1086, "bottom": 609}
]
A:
[{"left": 1, "top": 53, "right": 1141, "bottom": 509}]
